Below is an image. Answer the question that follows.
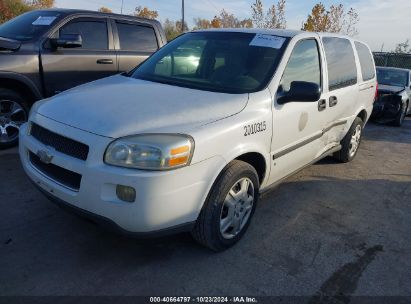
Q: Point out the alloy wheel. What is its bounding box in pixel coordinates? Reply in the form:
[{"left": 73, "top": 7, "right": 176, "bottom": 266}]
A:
[{"left": 0, "top": 100, "right": 27, "bottom": 143}]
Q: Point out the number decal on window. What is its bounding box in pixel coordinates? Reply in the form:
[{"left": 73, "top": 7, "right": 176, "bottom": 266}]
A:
[{"left": 244, "top": 121, "right": 266, "bottom": 136}]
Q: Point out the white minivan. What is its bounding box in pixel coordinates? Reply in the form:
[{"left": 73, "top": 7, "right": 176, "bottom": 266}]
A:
[{"left": 19, "top": 29, "right": 376, "bottom": 251}]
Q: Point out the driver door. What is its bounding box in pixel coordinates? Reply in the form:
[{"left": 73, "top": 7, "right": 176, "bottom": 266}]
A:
[
  {"left": 268, "top": 37, "right": 328, "bottom": 184},
  {"left": 41, "top": 17, "right": 118, "bottom": 97}
]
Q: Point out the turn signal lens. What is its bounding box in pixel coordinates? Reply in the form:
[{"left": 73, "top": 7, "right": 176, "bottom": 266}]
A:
[{"left": 168, "top": 145, "right": 191, "bottom": 167}]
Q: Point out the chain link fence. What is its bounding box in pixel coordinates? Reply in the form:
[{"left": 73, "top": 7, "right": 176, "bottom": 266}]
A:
[{"left": 373, "top": 52, "right": 411, "bottom": 69}]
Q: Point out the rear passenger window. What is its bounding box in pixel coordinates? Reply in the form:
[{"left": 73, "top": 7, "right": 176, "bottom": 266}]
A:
[
  {"left": 280, "top": 39, "right": 321, "bottom": 93},
  {"left": 116, "top": 22, "right": 158, "bottom": 52},
  {"left": 322, "top": 37, "right": 357, "bottom": 91},
  {"left": 60, "top": 20, "right": 108, "bottom": 50},
  {"left": 355, "top": 42, "right": 375, "bottom": 81}
]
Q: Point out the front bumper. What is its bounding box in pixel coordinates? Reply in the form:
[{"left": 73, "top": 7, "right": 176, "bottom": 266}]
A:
[{"left": 19, "top": 115, "right": 225, "bottom": 233}]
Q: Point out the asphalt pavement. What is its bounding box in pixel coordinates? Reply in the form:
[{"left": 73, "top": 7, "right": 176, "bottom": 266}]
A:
[{"left": 0, "top": 119, "right": 410, "bottom": 300}]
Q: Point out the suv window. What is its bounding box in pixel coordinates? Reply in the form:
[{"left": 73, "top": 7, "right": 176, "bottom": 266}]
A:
[
  {"left": 355, "top": 42, "right": 375, "bottom": 81},
  {"left": 116, "top": 22, "right": 158, "bottom": 52},
  {"left": 280, "top": 39, "right": 321, "bottom": 93},
  {"left": 322, "top": 37, "right": 357, "bottom": 91},
  {"left": 60, "top": 20, "right": 108, "bottom": 50}
]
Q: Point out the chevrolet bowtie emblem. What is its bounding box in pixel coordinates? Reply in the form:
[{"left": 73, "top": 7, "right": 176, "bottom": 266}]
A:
[{"left": 37, "top": 149, "right": 54, "bottom": 164}]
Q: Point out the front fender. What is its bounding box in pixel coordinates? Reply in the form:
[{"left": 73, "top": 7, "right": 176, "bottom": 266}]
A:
[{"left": 0, "top": 71, "right": 42, "bottom": 100}]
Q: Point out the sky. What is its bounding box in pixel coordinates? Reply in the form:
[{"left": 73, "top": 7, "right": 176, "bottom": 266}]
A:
[{"left": 54, "top": 0, "right": 411, "bottom": 51}]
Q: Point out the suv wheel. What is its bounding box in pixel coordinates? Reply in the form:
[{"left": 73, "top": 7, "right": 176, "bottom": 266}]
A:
[
  {"left": 191, "top": 160, "right": 259, "bottom": 251},
  {"left": 0, "top": 88, "right": 29, "bottom": 149},
  {"left": 393, "top": 101, "right": 407, "bottom": 127},
  {"left": 333, "top": 117, "right": 364, "bottom": 163}
]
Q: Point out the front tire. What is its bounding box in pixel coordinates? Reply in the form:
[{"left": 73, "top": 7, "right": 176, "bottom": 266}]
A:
[
  {"left": 191, "top": 160, "right": 259, "bottom": 251},
  {"left": 0, "top": 88, "right": 29, "bottom": 149},
  {"left": 333, "top": 117, "right": 364, "bottom": 163}
]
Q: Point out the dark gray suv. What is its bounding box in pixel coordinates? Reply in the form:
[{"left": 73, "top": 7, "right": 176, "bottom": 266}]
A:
[{"left": 0, "top": 9, "right": 166, "bottom": 148}]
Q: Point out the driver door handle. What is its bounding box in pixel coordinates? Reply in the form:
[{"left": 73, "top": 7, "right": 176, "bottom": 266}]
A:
[
  {"left": 96, "top": 59, "right": 113, "bottom": 64},
  {"left": 318, "top": 99, "right": 327, "bottom": 111},
  {"left": 329, "top": 96, "right": 338, "bottom": 107}
]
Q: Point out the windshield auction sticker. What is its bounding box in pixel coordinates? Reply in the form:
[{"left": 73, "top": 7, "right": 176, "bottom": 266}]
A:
[
  {"left": 32, "top": 16, "right": 57, "bottom": 26},
  {"left": 249, "top": 34, "right": 286, "bottom": 49}
]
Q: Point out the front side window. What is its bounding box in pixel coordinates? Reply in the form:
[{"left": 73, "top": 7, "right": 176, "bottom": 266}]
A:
[
  {"left": 116, "top": 22, "right": 158, "bottom": 52},
  {"left": 131, "top": 32, "right": 289, "bottom": 94},
  {"left": 0, "top": 10, "right": 62, "bottom": 41},
  {"left": 279, "top": 39, "right": 321, "bottom": 93},
  {"left": 323, "top": 37, "right": 357, "bottom": 91},
  {"left": 355, "top": 42, "right": 375, "bottom": 81},
  {"left": 377, "top": 68, "right": 409, "bottom": 87},
  {"left": 60, "top": 20, "right": 108, "bottom": 50}
]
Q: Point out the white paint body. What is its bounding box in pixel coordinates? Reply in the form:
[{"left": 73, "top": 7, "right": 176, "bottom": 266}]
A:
[{"left": 19, "top": 30, "right": 376, "bottom": 233}]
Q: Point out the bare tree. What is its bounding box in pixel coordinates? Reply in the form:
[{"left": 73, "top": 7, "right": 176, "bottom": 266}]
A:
[
  {"left": 193, "top": 18, "right": 212, "bottom": 30},
  {"left": 251, "top": 0, "right": 286, "bottom": 29},
  {"left": 0, "top": 0, "right": 54, "bottom": 24},
  {"left": 394, "top": 40, "right": 411, "bottom": 53},
  {"left": 98, "top": 7, "right": 112, "bottom": 13},
  {"left": 302, "top": 2, "right": 359, "bottom": 36},
  {"left": 134, "top": 6, "right": 158, "bottom": 20},
  {"left": 194, "top": 10, "right": 252, "bottom": 29}
]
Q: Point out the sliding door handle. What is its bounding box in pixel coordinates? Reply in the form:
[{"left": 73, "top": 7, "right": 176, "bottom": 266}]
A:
[{"left": 329, "top": 96, "right": 338, "bottom": 107}]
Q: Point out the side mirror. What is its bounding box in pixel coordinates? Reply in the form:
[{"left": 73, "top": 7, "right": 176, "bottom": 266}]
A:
[
  {"left": 277, "top": 81, "right": 321, "bottom": 104},
  {"left": 51, "top": 34, "right": 82, "bottom": 49}
]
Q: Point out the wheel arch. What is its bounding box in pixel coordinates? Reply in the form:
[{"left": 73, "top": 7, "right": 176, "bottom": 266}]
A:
[
  {"left": 356, "top": 108, "right": 368, "bottom": 123},
  {"left": 0, "top": 72, "right": 42, "bottom": 105},
  {"left": 233, "top": 152, "right": 268, "bottom": 186}
]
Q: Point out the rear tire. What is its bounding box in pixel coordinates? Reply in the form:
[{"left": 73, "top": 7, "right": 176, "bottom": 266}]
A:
[
  {"left": 333, "top": 117, "right": 364, "bottom": 163},
  {"left": 0, "top": 88, "right": 29, "bottom": 149},
  {"left": 191, "top": 160, "right": 259, "bottom": 251}
]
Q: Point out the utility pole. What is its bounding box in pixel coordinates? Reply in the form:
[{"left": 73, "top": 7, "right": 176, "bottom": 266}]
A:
[
  {"left": 181, "top": 0, "right": 185, "bottom": 33},
  {"left": 121, "top": 0, "right": 124, "bottom": 14}
]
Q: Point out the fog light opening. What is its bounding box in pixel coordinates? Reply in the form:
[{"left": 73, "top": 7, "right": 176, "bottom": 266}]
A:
[{"left": 116, "top": 185, "right": 136, "bottom": 203}]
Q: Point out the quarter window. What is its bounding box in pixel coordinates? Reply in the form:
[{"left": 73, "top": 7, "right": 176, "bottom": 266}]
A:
[
  {"left": 355, "top": 42, "right": 375, "bottom": 81},
  {"left": 322, "top": 37, "right": 357, "bottom": 90},
  {"left": 60, "top": 20, "right": 108, "bottom": 50},
  {"left": 279, "top": 39, "right": 321, "bottom": 93},
  {"left": 116, "top": 22, "right": 158, "bottom": 52}
]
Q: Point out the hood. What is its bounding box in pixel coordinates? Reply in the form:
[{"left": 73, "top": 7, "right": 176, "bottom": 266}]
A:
[
  {"left": 378, "top": 84, "right": 405, "bottom": 94},
  {"left": 36, "top": 75, "right": 248, "bottom": 138},
  {"left": 0, "top": 37, "right": 21, "bottom": 51}
]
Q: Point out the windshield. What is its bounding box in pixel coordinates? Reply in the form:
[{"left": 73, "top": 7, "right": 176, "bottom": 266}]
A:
[
  {"left": 0, "top": 10, "right": 62, "bottom": 41},
  {"left": 377, "top": 68, "right": 409, "bottom": 87},
  {"left": 131, "top": 32, "right": 289, "bottom": 94}
]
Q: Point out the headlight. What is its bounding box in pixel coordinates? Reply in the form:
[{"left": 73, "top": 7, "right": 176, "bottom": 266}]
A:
[{"left": 104, "top": 134, "right": 194, "bottom": 170}]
